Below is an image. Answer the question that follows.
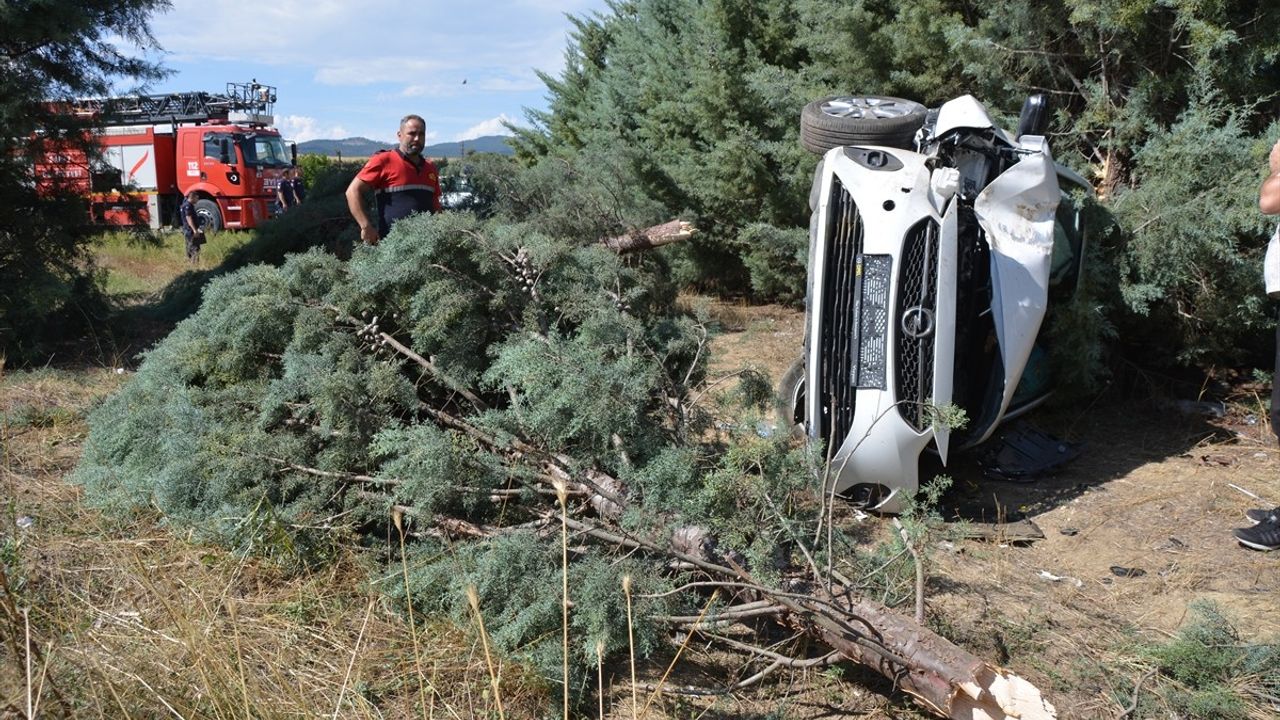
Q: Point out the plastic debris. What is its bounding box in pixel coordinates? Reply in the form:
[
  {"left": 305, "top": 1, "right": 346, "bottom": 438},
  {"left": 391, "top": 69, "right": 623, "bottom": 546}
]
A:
[{"left": 1037, "top": 570, "right": 1083, "bottom": 587}]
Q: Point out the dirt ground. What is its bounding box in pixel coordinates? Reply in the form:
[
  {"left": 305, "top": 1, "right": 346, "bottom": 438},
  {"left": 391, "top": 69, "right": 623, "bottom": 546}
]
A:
[{"left": 707, "top": 299, "right": 1280, "bottom": 718}]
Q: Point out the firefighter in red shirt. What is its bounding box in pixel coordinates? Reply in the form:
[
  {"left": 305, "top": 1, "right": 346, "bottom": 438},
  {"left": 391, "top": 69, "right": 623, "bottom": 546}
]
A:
[{"left": 345, "top": 114, "right": 442, "bottom": 245}]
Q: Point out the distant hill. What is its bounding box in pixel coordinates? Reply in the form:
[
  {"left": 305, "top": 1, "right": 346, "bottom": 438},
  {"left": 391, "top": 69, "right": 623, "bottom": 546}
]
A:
[
  {"left": 295, "top": 134, "right": 514, "bottom": 159},
  {"left": 295, "top": 137, "right": 390, "bottom": 157},
  {"left": 424, "top": 136, "right": 514, "bottom": 157}
]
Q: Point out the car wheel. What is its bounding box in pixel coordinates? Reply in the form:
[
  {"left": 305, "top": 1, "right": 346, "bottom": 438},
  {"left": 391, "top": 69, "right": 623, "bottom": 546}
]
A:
[
  {"left": 799, "top": 95, "right": 927, "bottom": 155},
  {"left": 194, "top": 198, "right": 223, "bottom": 233},
  {"left": 775, "top": 357, "right": 805, "bottom": 434}
]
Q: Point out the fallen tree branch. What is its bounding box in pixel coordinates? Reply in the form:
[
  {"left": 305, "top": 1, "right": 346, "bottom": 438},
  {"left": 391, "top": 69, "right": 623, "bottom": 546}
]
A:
[
  {"left": 323, "top": 303, "right": 491, "bottom": 412},
  {"left": 1116, "top": 668, "right": 1157, "bottom": 719},
  {"left": 318, "top": 289, "right": 1059, "bottom": 720},
  {"left": 602, "top": 220, "right": 696, "bottom": 254}
]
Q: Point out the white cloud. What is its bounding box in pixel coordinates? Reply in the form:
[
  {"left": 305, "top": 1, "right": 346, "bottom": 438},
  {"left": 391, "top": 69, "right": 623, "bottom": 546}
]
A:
[
  {"left": 456, "top": 114, "right": 520, "bottom": 141},
  {"left": 153, "top": 2, "right": 582, "bottom": 79},
  {"left": 396, "top": 72, "right": 543, "bottom": 99},
  {"left": 147, "top": 1, "right": 612, "bottom": 142},
  {"left": 316, "top": 59, "right": 454, "bottom": 87},
  {"left": 151, "top": 0, "right": 355, "bottom": 64},
  {"left": 398, "top": 82, "right": 461, "bottom": 98},
  {"left": 276, "top": 115, "right": 349, "bottom": 143}
]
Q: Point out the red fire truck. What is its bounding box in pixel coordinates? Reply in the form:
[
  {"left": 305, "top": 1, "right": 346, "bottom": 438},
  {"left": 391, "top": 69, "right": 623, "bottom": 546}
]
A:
[{"left": 35, "top": 81, "right": 293, "bottom": 232}]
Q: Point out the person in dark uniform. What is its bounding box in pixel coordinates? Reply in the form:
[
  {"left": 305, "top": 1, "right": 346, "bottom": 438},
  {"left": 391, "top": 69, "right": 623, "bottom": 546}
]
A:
[
  {"left": 288, "top": 166, "right": 306, "bottom": 205},
  {"left": 277, "top": 167, "right": 306, "bottom": 211},
  {"left": 344, "top": 114, "right": 442, "bottom": 245},
  {"left": 178, "top": 190, "right": 203, "bottom": 264},
  {"left": 276, "top": 170, "right": 295, "bottom": 211}
]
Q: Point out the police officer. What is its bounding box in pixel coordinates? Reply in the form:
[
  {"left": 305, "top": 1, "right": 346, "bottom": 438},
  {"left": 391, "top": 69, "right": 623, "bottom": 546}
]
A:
[{"left": 345, "top": 114, "right": 442, "bottom": 245}]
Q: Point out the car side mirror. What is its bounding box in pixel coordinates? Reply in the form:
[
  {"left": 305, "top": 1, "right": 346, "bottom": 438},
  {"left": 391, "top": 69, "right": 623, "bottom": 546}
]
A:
[{"left": 1017, "top": 94, "right": 1049, "bottom": 138}]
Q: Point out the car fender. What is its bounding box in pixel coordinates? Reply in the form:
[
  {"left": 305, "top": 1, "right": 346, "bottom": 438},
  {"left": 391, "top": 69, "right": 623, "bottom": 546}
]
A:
[{"left": 972, "top": 151, "right": 1061, "bottom": 442}]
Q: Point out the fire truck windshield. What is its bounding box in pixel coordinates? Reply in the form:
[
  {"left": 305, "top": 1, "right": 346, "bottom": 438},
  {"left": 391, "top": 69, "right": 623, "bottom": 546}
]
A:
[{"left": 238, "top": 134, "right": 292, "bottom": 167}]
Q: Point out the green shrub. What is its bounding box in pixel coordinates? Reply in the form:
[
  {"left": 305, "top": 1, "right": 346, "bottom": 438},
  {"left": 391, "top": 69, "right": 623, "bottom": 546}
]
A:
[{"left": 1139, "top": 600, "right": 1280, "bottom": 719}]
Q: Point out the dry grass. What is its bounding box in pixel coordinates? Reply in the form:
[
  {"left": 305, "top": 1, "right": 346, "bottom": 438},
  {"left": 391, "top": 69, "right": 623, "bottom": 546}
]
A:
[{"left": 0, "top": 365, "right": 548, "bottom": 719}]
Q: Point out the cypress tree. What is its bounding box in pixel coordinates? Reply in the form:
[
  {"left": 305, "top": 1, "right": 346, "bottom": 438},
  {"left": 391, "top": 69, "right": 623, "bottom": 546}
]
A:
[{"left": 0, "top": 0, "right": 170, "bottom": 362}]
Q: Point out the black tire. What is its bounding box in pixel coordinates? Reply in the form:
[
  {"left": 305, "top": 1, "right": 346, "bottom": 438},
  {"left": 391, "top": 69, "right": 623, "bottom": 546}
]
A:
[
  {"left": 194, "top": 198, "right": 223, "bottom": 233},
  {"left": 775, "top": 357, "right": 806, "bottom": 433},
  {"left": 799, "top": 95, "right": 927, "bottom": 155}
]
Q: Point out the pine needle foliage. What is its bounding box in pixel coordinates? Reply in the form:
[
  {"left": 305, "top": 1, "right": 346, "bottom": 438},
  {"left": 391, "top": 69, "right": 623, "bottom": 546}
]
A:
[
  {"left": 74, "top": 171, "right": 923, "bottom": 707},
  {"left": 1137, "top": 600, "right": 1280, "bottom": 719}
]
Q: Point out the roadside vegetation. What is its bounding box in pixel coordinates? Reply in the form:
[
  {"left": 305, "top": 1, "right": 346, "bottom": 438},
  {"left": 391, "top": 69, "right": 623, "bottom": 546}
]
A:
[{"left": 3, "top": 2, "right": 1280, "bottom": 719}]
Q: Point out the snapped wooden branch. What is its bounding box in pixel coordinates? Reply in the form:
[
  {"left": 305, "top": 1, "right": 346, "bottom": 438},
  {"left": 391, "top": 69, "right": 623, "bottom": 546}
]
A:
[
  {"left": 602, "top": 220, "right": 696, "bottom": 254},
  {"left": 355, "top": 463, "right": 1057, "bottom": 720}
]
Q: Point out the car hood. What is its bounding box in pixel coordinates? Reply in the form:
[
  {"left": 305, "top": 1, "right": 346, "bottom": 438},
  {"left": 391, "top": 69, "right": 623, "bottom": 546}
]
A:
[{"left": 968, "top": 150, "right": 1060, "bottom": 444}]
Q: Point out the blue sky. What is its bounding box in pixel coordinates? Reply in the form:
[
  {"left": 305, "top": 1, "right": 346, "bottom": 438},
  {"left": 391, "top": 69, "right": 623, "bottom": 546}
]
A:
[{"left": 139, "top": 0, "right": 612, "bottom": 145}]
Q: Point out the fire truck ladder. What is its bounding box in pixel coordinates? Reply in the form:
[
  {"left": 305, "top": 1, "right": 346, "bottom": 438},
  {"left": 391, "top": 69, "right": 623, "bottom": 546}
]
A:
[{"left": 70, "top": 81, "right": 277, "bottom": 127}]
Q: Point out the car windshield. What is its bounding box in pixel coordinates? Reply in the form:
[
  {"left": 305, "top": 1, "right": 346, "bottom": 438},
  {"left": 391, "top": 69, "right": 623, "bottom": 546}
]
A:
[{"left": 238, "top": 134, "right": 292, "bottom": 167}]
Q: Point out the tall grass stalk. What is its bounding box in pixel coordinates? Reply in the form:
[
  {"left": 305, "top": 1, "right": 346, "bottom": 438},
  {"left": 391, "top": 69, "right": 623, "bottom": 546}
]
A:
[
  {"left": 394, "top": 509, "right": 431, "bottom": 720},
  {"left": 25, "top": 608, "right": 33, "bottom": 720},
  {"left": 465, "top": 585, "right": 506, "bottom": 720},
  {"left": 225, "top": 599, "right": 252, "bottom": 719},
  {"left": 554, "top": 479, "right": 570, "bottom": 720},
  {"left": 96, "top": 664, "right": 135, "bottom": 720},
  {"left": 623, "top": 574, "right": 637, "bottom": 720},
  {"left": 333, "top": 596, "right": 377, "bottom": 719},
  {"left": 596, "top": 640, "right": 605, "bottom": 720},
  {"left": 641, "top": 590, "right": 720, "bottom": 717}
]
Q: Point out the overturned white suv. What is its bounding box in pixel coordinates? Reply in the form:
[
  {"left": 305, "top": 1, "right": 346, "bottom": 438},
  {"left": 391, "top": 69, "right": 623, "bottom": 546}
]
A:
[{"left": 784, "top": 95, "right": 1089, "bottom": 513}]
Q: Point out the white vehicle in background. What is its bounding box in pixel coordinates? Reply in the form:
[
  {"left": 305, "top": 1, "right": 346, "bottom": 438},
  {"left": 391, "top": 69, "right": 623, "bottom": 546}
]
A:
[{"left": 783, "top": 94, "right": 1090, "bottom": 513}]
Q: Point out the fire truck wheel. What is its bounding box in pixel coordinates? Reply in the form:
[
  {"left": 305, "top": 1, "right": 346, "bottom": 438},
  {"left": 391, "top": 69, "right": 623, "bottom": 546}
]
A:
[{"left": 194, "top": 199, "right": 223, "bottom": 233}]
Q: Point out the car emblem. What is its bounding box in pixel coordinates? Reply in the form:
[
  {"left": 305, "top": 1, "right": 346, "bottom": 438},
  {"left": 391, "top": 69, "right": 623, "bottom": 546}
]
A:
[{"left": 901, "top": 306, "right": 934, "bottom": 338}]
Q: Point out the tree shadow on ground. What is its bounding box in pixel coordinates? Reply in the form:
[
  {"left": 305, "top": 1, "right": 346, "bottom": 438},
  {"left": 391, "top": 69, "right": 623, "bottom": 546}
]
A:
[{"left": 928, "top": 378, "right": 1244, "bottom": 525}]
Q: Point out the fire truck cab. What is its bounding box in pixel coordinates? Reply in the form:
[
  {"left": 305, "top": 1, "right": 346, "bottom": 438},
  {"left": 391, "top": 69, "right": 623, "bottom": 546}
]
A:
[{"left": 38, "top": 81, "right": 292, "bottom": 232}]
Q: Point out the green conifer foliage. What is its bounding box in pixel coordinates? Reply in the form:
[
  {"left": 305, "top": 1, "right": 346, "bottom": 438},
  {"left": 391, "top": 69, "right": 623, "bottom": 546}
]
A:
[
  {"left": 1, "top": 0, "right": 170, "bottom": 362},
  {"left": 74, "top": 186, "right": 925, "bottom": 705},
  {"left": 515, "top": 0, "right": 1280, "bottom": 365}
]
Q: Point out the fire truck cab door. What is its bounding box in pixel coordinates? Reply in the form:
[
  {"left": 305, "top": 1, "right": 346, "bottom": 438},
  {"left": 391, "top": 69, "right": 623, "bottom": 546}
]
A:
[{"left": 201, "top": 134, "right": 237, "bottom": 182}]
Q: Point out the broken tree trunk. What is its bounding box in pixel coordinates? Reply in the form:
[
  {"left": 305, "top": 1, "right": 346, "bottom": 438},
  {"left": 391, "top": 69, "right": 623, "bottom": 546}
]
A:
[
  {"left": 801, "top": 591, "right": 1056, "bottom": 719},
  {"left": 570, "top": 513, "right": 1058, "bottom": 720},
  {"left": 342, "top": 399, "right": 1058, "bottom": 719},
  {"left": 602, "top": 220, "right": 696, "bottom": 254}
]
